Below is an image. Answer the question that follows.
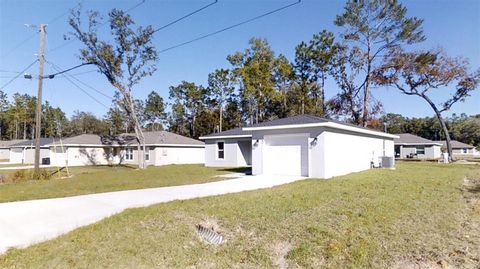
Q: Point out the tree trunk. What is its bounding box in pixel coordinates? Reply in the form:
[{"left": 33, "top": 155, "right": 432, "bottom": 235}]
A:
[
  {"left": 125, "top": 93, "right": 146, "bottom": 169},
  {"left": 219, "top": 105, "right": 223, "bottom": 132},
  {"left": 321, "top": 76, "right": 325, "bottom": 116},
  {"left": 362, "top": 39, "right": 372, "bottom": 127},
  {"left": 23, "top": 120, "right": 26, "bottom": 139},
  {"left": 421, "top": 94, "right": 454, "bottom": 161}
]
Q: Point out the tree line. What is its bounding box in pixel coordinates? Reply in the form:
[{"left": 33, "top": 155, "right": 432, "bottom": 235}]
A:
[{"left": 380, "top": 113, "right": 480, "bottom": 148}]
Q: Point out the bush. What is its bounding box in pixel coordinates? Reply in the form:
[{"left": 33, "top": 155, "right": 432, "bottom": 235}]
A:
[{"left": 9, "top": 169, "right": 52, "bottom": 182}]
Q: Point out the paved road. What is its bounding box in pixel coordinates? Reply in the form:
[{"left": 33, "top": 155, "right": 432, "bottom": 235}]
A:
[{"left": 0, "top": 174, "right": 304, "bottom": 254}]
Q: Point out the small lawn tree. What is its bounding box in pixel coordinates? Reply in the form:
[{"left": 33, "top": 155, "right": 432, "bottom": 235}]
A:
[
  {"left": 69, "top": 7, "right": 158, "bottom": 169},
  {"left": 375, "top": 49, "right": 480, "bottom": 161}
]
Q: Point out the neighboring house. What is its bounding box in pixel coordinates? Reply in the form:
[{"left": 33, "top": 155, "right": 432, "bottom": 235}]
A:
[
  {"left": 394, "top": 133, "right": 442, "bottom": 159},
  {"left": 434, "top": 140, "right": 479, "bottom": 157},
  {"left": 200, "top": 115, "right": 398, "bottom": 179},
  {"left": 46, "top": 131, "right": 205, "bottom": 167},
  {"left": 9, "top": 138, "right": 57, "bottom": 164},
  {"left": 119, "top": 131, "right": 205, "bottom": 166},
  {"left": 0, "top": 140, "right": 27, "bottom": 161}
]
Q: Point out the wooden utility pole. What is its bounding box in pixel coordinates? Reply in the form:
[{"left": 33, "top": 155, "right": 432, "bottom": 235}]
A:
[{"left": 34, "top": 24, "right": 46, "bottom": 179}]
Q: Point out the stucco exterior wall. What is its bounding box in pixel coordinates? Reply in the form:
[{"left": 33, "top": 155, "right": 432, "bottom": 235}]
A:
[
  {"left": 154, "top": 146, "right": 204, "bottom": 166},
  {"left": 0, "top": 149, "right": 9, "bottom": 160},
  {"left": 64, "top": 147, "right": 110, "bottom": 166},
  {"left": 23, "top": 148, "right": 49, "bottom": 164},
  {"left": 9, "top": 148, "right": 23, "bottom": 164},
  {"left": 397, "top": 145, "right": 441, "bottom": 159},
  {"left": 322, "top": 128, "right": 394, "bottom": 178},
  {"left": 204, "top": 138, "right": 250, "bottom": 167},
  {"left": 251, "top": 126, "right": 394, "bottom": 178}
]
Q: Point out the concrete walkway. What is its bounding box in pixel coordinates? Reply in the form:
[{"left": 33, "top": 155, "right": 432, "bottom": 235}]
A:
[{"left": 0, "top": 174, "right": 304, "bottom": 254}]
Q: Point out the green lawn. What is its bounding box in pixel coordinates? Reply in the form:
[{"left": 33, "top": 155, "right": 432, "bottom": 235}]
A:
[
  {"left": 0, "top": 164, "right": 245, "bottom": 203},
  {"left": 1, "top": 162, "right": 479, "bottom": 269}
]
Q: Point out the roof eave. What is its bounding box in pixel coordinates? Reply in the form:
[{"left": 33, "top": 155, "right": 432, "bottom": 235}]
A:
[
  {"left": 199, "top": 134, "right": 252, "bottom": 140},
  {"left": 242, "top": 122, "right": 398, "bottom": 139}
]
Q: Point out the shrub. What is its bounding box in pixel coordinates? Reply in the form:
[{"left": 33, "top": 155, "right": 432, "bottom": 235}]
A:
[{"left": 9, "top": 169, "right": 52, "bottom": 182}]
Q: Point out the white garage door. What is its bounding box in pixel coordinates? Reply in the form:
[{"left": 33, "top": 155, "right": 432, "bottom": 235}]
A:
[{"left": 263, "top": 134, "right": 309, "bottom": 176}]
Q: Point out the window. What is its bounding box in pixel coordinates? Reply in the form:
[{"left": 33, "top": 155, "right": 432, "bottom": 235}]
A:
[
  {"left": 145, "top": 147, "right": 150, "bottom": 161},
  {"left": 125, "top": 148, "right": 134, "bottom": 160},
  {"left": 462, "top": 148, "right": 468, "bottom": 154},
  {"left": 217, "top": 142, "right": 225, "bottom": 159},
  {"left": 416, "top": 146, "right": 425, "bottom": 155}
]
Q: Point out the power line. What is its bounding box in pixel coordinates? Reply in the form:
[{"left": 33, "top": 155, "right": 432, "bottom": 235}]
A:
[
  {"left": 47, "top": 0, "right": 146, "bottom": 54},
  {"left": 158, "top": 0, "right": 302, "bottom": 54},
  {"left": 0, "top": 2, "right": 82, "bottom": 59},
  {"left": 0, "top": 59, "right": 38, "bottom": 90},
  {"left": 153, "top": 0, "right": 218, "bottom": 33},
  {"left": 47, "top": 61, "right": 112, "bottom": 100},
  {"left": 0, "top": 70, "right": 22, "bottom": 73},
  {"left": 48, "top": 62, "right": 110, "bottom": 109}
]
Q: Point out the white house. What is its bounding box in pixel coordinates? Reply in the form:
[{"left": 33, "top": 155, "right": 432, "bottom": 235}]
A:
[
  {"left": 9, "top": 138, "right": 56, "bottom": 164},
  {"left": 394, "top": 133, "right": 442, "bottom": 159},
  {"left": 200, "top": 115, "right": 397, "bottom": 179},
  {"left": 46, "top": 131, "right": 205, "bottom": 167},
  {"left": 434, "top": 140, "right": 479, "bottom": 157},
  {"left": 0, "top": 139, "right": 27, "bottom": 161}
]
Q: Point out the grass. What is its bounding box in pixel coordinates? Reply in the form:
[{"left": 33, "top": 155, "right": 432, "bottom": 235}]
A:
[
  {"left": 0, "top": 164, "right": 246, "bottom": 203},
  {"left": 1, "top": 162, "right": 479, "bottom": 268}
]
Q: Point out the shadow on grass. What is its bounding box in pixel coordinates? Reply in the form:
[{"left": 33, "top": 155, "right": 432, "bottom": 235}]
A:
[
  {"left": 219, "top": 167, "right": 252, "bottom": 175},
  {"left": 466, "top": 185, "right": 480, "bottom": 194}
]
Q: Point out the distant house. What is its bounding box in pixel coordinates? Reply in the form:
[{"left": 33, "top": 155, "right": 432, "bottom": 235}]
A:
[
  {"left": 0, "top": 140, "right": 27, "bottom": 161},
  {"left": 434, "top": 140, "right": 479, "bottom": 157},
  {"left": 394, "top": 133, "right": 442, "bottom": 159},
  {"left": 9, "top": 138, "right": 57, "bottom": 164},
  {"left": 200, "top": 115, "right": 398, "bottom": 179},
  {"left": 45, "top": 131, "right": 205, "bottom": 167}
]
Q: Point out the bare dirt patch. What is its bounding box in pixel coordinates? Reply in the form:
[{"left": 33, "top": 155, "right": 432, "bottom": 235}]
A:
[{"left": 271, "top": 241, "right": 292, "bottom": 269}]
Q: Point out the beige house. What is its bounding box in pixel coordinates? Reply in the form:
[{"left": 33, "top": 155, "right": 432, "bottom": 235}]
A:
[
  {"left": 46, "top": 131, "right": 204, "bottom": 167},
  {"left": 434, "top": 140, "right": 479, "bottom": 157}
]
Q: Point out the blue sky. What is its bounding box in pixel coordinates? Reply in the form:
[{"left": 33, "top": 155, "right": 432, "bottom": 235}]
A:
[{"left": 0, "top": 0, "right": 479, "bottom": 119}]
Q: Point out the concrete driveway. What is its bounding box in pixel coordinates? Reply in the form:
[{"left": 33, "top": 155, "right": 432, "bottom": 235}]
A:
[{"left": 0, "top": 174, "right": 304, "bottom": 254}]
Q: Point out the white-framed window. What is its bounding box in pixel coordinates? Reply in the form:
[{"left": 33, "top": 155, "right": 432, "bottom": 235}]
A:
[
  {"left": 162, "top": 148, "right": 168, "bottom": 156},
  {"left": 217, "top": 141, "right": 225, "bottom": 159},
  {"left": 462, "top": 148, "right": 468, "bottom": 154},
  {"left": 416, "top": 146, "right": 425, "bottom": 155},
  {"left": 125, "top": 147, "right": 134, "bottom": 160},
  {"left": 145, "top": 147, "right": 150, "bottom": 161}
]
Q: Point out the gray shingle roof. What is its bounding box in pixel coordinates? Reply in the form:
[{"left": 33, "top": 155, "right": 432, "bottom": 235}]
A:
[
  {"left": 10, "top": 138, "right": 58, "bottom": 147},
  {"left": 434, "top": 140, "right": 475, "bottom": 149},
  {"left": 200, "top": 127, "right": 251, "bottom": 139},
  {"left": 247, "top": 114, "right": 330, "bottom": 127},
  {"left": 121, "top": 131, "right": 204, "bottom": 146},
  {"left": 59, "top": 134, "right": 104, "bottom": 145},
  {"left": 201, "top": 114, "right": 394, "bottom": 139},
  {"left": 394, "top": 133, "right": 440, "bottom": 145},
  {"left": 0, "top": 139, "right": 28, "bottom": 148}
]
